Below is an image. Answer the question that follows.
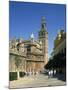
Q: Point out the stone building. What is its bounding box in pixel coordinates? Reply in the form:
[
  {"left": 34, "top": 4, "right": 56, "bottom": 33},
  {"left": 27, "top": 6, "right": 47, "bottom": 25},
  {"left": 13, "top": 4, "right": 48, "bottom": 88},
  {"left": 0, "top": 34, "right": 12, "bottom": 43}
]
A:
[
  {"left": 51, "top": 29, "right": 66, "bottom": 74},
  {"left": 52, "top": 29, "right": 66, "bottom": 56},
  {"left": 9, "top": 17, "right": 48, "bottom": 76}
]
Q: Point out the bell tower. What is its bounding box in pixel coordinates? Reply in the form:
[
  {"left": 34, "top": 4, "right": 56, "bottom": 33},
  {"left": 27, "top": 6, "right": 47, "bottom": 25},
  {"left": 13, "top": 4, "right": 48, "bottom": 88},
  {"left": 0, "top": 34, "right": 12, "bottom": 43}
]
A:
[{"left": 38, "top": 17, "right": 48, "bottom": 65}]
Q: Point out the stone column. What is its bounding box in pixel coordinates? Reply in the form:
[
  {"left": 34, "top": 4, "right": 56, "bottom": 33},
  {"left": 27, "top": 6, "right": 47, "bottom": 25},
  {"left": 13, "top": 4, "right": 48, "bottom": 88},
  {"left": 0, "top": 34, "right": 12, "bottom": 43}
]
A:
[{"left": 17, "top": 71, "right": 20, "bottom": 79}]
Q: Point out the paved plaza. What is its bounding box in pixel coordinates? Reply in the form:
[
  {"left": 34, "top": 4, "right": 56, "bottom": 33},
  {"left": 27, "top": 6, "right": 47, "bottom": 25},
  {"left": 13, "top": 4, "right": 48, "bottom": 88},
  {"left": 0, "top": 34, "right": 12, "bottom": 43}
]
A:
[{"left": 9, "top": 74, "right": 66, "bottom": 89}]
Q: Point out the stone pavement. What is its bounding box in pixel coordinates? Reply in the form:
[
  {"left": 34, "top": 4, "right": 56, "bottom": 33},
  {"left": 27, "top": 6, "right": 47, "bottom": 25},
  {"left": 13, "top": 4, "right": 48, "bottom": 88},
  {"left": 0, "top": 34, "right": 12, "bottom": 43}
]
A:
[{"left": 9, "top": 74, "right": 66, "bottom": 89}]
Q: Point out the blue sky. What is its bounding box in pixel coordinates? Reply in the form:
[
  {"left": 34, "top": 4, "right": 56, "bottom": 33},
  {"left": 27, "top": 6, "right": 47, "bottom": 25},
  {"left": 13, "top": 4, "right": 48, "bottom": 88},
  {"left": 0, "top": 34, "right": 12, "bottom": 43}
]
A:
[{"left": 9, "top": 1, "right": 66, "bottom": 57}]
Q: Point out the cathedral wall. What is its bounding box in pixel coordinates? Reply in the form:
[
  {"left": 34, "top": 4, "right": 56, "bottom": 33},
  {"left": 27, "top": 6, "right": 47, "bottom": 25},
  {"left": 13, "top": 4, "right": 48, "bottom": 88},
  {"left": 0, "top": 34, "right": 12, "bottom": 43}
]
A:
[
  {"left": 26, "top": 61, "right": 44, "bottom": 74},
  {"left": 9, "top": 54, "right": 26, "bottom": 72}
]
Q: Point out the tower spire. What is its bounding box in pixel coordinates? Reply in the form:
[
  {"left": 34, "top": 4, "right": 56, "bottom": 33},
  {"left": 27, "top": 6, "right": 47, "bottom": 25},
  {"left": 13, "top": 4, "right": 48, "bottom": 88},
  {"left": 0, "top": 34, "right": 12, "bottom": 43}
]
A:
[
  {"left": 38, "top": 17, "right": 47, "bottom": 39},
  {"left": 38, "top": 17, "right": 48, "bottom": 65},
  {"left": 41, "top": 16, "right": 46, "bottom": 24},
  {"left": 41, "top": 16, "right": 46, "bottom": 31}
]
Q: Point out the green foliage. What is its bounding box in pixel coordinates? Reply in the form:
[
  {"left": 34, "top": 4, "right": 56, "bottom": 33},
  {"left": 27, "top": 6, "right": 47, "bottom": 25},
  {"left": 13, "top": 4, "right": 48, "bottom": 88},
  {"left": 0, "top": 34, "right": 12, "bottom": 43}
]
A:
[
  {"left": 15, "top": 56, "right": 22, "bottom": 68},
  {"left": 19, "top": 72, "right": 26, "bottom": 77},
  {"left": 44, "top": 53, "right": 66, "bottom": 70},
  {"left": 9, "top": 72, "right": 17, "bottom": 81}
]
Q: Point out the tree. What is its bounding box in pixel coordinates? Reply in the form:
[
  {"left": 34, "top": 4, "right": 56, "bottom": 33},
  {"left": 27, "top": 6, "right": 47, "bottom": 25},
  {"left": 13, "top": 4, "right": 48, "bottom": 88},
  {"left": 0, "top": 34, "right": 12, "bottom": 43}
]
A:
[
  {"left": 44, "top": 53, "right": 66, "bottom": 73},
  {"left": 15, "top": 56, "right": 22, "bottom": 69},
  {"left": 45, "top": 59, "right": 54, "bottom": 69},
  {"left": 15, "top": 56, "right": 22, "bottom": 79}
]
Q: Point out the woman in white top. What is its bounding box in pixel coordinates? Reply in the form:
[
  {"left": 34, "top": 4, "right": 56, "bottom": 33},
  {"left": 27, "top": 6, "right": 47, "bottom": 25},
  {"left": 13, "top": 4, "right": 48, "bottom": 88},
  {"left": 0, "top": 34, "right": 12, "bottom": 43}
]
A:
[
  {"left": 50, "top": 70, "right": 53, "bottom": 77},
  {"left": 54, "top": 70, "right": 56, "bottom": 75},
  {"left": 48, "top": 71, "right": 51, "bottom": 78}
]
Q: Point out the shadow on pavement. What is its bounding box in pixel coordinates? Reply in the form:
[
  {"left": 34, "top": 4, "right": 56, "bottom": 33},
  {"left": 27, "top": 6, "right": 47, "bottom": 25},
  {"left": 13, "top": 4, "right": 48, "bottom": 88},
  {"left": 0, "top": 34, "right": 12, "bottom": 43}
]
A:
[{"left": 53, "top": 73, "right": 66, "bottom": 81}]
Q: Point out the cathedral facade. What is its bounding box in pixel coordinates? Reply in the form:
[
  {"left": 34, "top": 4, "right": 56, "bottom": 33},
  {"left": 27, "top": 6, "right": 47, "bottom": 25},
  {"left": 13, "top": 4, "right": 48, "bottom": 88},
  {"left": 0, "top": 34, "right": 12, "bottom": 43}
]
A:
[{"left": 9, "top": 17, "right": 48, "bottom": 76}]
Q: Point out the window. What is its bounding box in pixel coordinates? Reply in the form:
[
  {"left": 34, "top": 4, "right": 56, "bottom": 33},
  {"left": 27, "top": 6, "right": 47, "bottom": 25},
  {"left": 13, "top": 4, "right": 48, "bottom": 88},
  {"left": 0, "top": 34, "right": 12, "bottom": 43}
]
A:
[{"left": 27, "top": 45, "right": 31, "bottom": 53}]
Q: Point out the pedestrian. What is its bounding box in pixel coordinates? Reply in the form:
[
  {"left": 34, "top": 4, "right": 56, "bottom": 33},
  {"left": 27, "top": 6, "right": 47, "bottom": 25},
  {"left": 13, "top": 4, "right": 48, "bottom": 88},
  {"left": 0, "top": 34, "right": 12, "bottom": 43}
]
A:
[
  {"left": 54, "top": 70, "right": 56, "bottom": 75},
  {"left": 50, "top": 70, "right": 53, "bottom": 77},
  {"left": 48, "top": 71, "right": 51, "bottom": 79}
]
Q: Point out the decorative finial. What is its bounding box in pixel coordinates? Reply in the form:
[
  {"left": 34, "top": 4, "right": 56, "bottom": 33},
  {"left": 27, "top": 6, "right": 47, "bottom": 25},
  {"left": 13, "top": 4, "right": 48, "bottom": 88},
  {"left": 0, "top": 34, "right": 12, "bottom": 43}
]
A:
[
  {"left": 30, "top": 32, "right": 34, "bottom": 42},
  {"left": 30, "top": 32, "right": 34, "bottom": 39},
  {"left": 41, "top": 16, "right": 46, "bottom": 24}
]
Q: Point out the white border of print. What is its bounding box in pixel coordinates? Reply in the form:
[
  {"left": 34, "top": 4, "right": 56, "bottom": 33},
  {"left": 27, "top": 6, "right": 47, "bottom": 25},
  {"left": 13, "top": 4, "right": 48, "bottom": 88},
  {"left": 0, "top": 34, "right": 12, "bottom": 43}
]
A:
[{"left": 0, "top": 0, "right": 67, "bottom": 90}]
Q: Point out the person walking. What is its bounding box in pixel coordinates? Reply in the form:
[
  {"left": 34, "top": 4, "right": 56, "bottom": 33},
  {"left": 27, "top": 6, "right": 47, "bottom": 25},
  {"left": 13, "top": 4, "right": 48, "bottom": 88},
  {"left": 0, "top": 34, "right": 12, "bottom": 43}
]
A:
[
  {"left": 54, "top": 70, "right": 56, "bottom": 76},
  {"left": 50, "top": 70, "right": 53, "bottom": 78},
  {"left": 48, "top": 70, "right": 51, "bottom": 79}
]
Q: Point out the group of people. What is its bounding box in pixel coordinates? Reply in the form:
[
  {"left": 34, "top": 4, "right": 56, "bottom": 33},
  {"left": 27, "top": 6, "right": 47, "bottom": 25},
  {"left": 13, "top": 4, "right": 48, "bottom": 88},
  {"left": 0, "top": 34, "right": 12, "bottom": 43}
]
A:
[{"left": 48, "top": 70, "right": 56, "bottom": 78}]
